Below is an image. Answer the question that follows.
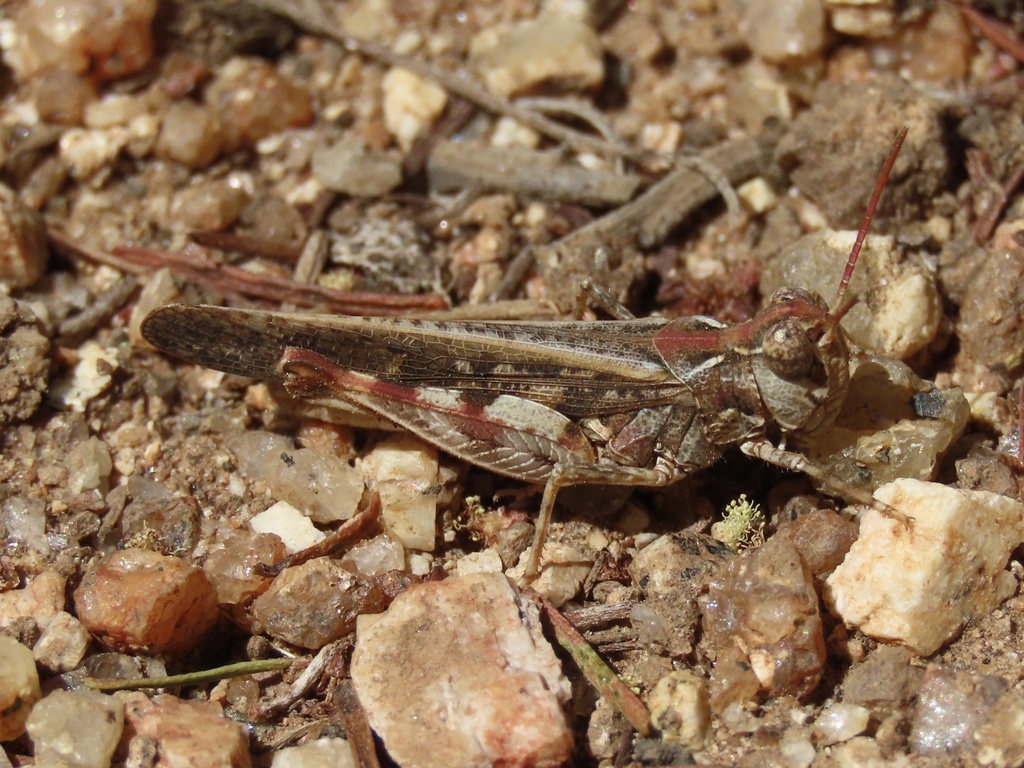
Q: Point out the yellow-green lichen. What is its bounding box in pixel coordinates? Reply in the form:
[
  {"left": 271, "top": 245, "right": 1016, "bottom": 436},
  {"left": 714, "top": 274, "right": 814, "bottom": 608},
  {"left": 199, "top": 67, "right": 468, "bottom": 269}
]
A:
[{"left": 710, "top": 494, "right": 765, "bottom": 551}]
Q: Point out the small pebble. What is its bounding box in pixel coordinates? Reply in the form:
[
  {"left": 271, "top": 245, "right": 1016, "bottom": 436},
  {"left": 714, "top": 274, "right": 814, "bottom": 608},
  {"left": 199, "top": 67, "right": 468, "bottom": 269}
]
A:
[
  {"left": 251, "top": 558, "right": 380, "bottom": 649},
  {"left": 649, "top": 670, "right": 712, "bottom": 752},
  {"left": 29, "top": 68, "right": 96, "bottom": 125},
  {"left": 48, "top": 341, "right": 119, "bottom": 413},
  {"left": 66, "top": 436, "right": 112, "bottom": 494},
  {"left": 382, "top": 67, "right": 448, "bottom": 151},
  {"left": 312, "top": 136, "right": 403, "bottom": 198},
  {"left": 812, "top": 702, "right": 871, "bottom": 746},
  {"left": 842, "top": 645, "right": 919, "bottom": 714},
  {"left": 830, "top": 736, "right": 890, "bottom": 768},
  {"left": 0, "top": 570, "right": 65, "bottom": 634},
  {"left": 230, "top": 430, "right": 362, "bottom": 525},
  {"left": 119, "top": 476, "right": 200, "bottom": 557},
  {"left": 0, "top": 636, "right": 40, "bottom": 741},
  {"left": 59, "top": 127, "right": 128, "bottom": 180},
  {"left": 250, "top": 501, "right": 326, "bottom": 554},
  {"left": 825, "top": 479, "right": 1024, "bottom": 655},
  {"left": 123, "top": 693, "right": 251, "bottom": 768},
  {"left": 825, "top": 0, "right": 896, "bottom": 37},
  {"left": 339, "top": 533, "right": 405, "bottom": 577},
  {"left": 203, "top": 528, "right": 285, "bottom": 606},
  {"left": 3, "top": 0, "right": 158, "bottom": 81},
  {"left": 33, "top": 611, "right": 92, "bottom": 673},
  {"left": 271, "top": 737, "right": 356, "bottom": 768},
  {"left": 779, "top": 731, "right": 816, "bottom": 768},
  {"left": 454, "top": 548, "right": 504, "bottom": 576},
  {"left": 704, "top": 535, "right": 825, "bottom": 712},
  {"left": 351, "top": 573, "right": 572, "bottom": 768},
  {"left": 361, "top": 435, "right": 439, "bottom": 552},
  {"left": 733, "top": 0, "right": 827, "bottom": 63},
  {"left": 74, "top": 549, "right": 220, "bottom": 655},
  {"left": 628, "top": 533, "right": 725, "bottom": 658},
  {"left": 172, "top": 179, "right": 250, "bottom": 231},
  {"left": 154, "top": 100, "right": 225, "bottom": 168},
  {"left": 773, "top": 509, "right": 858, "bottom": 582},
  {"left": 204, "top": 57, "right": 313, "bottom": 150},
  {"left": 0, "top": 184, "right": 48, "bottom": 289},
  {"left": 1, "top": 495, "right": 48, "bottom": 553},
  {"left": 469, "top": 15, "right": 604, "bottom": 98},
  {"left": 910, "top": 666, "right": 1007, "bottom": 754},
  {"left": 0, "top": 296, "right": 50, "bottom": 424},
  {"left": 26, "top": 689, "right": 123, "bottom": 768},
  {"left": 508, "top": 542, "right": 592, "bottom": 607}
]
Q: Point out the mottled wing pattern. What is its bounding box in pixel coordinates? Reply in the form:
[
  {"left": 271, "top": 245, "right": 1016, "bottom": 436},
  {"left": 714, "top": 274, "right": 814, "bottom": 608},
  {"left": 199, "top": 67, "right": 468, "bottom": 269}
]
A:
[{"left": 141, "top": 305, "right": 694, "bottom": 417}]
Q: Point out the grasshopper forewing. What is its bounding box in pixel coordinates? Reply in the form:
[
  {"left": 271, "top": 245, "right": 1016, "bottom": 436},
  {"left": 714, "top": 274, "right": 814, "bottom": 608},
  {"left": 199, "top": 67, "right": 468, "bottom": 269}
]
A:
[{"left": 142, "top": 127, "right": 909, "bottom": 578}]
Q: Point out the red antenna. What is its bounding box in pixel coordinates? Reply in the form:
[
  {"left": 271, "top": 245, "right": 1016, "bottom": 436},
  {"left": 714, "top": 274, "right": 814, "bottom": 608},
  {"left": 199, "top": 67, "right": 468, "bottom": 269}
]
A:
[{"left": 832, "top": 126, "right": 909, "bottom": 312}]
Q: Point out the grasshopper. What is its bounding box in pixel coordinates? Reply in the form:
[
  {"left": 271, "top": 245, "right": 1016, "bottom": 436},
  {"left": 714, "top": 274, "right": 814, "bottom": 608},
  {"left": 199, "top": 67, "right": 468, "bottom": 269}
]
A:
[{"left": 142, "top": 127, "right": 908, "bottom": 578}]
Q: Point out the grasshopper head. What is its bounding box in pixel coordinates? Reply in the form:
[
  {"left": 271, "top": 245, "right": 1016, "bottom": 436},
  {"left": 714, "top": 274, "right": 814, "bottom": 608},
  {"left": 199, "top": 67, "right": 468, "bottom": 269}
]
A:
[{"left": 751, "top": 287, "right": 849, "bottom": 437}]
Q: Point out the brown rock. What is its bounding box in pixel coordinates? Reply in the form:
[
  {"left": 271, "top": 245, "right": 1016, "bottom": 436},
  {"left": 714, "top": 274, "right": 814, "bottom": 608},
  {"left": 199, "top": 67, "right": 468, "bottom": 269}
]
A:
[
  {"left": 74, "top": 549, "right": 219, "bottom": 655},
  {"left": 773, "top": 508, "right": 858, "bottom": 582},
  {"left": 702, "top": 535, "right": 825, "bottom": 712},
  {"left": 250, "top": 558, "right": 381, "bottom": 649}
]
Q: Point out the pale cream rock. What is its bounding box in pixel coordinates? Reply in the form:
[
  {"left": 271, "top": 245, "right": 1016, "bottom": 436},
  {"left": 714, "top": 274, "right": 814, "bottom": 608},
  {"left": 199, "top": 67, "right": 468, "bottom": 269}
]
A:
[
  {"left": 382, "top": 67, "right": 447, "bottom": 151},
  {"left": 649, "top": 670, "right": 712, "bottom": 752},
  {"left": 737, "top": 177, "right": 778, "bottom": 215},
  {"left": 509, "top": 542, "right": 592, "bottom": 607},
  {"left": 0, "top": 569, "right": 65, "bottom": 634},
  {"left": 812, "top": 702, "right": 871, "bottom": 745},
  {"left": 339, "top": 533, "right": 405, "bottom": 577},
  {"left": 48, "top": 341, "right": 119, "bottom": 412},
  {"left": 59, "top": 127, "right": 129, "bottom": 180},
  {"left": 733, "top": 0, "right": 827, "bottom": 63},
  {"left": 454, "top": 548, "right": 504, "bottom": 576},
  {"left": 824, "top": 0, "right": 897, "bottom": 37},
  {"left": 26, "top": 689, "right": 123, "bottom": 767},
  {"left": 312, "top": 136, "right": 403, "bottom": 198},
  {"left": 250, "top": 500, "right": 326, "bottom": 554},
  {"left": 271, "top": 737, "right": 356, "bottom": 768},
  {"left": 123, "top": 693, "right": 251, "bottom": 768},
  {"left": 0, "top": 636, "right": 40, "bottom": 741},
  {"left": 825, "top": 479, "right": 1024, "bottom": 655},
  {"left": 469, "top": 16, "right": 604, "bottom": 98},
  {"left": 361, "top": 434, "right": 438, "bottom": 551},
  {"left": 831, "top": 736, "right": 892, "bottom": 767},
  {"left": 779, "top": 731, "right": 816, "bottom": 767},
  {"left": 33, "top": 611, "right": 91, "bottom": 673},
  {"left": 351, "top": 573, "right": 572, "bottom": 768}
]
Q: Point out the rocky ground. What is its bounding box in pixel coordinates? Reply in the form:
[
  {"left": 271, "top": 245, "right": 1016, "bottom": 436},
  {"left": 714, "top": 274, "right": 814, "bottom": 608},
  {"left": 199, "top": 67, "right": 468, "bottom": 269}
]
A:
[{"left": 2, "top": 0, "right": 1024, "bottom": 766}]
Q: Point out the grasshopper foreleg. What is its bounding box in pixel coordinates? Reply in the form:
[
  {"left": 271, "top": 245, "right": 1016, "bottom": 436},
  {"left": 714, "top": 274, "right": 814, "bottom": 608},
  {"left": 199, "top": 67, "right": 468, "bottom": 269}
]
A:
[{"left": 740, "top": 440, "right": 913, "bottom": 526}]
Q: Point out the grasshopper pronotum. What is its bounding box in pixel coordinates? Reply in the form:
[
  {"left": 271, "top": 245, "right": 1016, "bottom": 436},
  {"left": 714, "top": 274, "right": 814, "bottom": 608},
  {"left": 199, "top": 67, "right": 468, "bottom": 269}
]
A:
[{"left": 143, "top": 127, "right": 909, "bottom": 578}]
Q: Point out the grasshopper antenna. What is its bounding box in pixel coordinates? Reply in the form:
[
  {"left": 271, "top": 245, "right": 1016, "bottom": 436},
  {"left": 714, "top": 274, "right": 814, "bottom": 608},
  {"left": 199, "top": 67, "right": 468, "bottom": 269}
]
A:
[{"left": 832, "top": 125, "right": 909, "bottom": 312}]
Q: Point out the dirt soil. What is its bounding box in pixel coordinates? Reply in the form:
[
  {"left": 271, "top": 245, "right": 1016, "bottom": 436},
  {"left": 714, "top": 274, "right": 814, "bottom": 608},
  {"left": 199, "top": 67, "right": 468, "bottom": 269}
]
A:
[{"left": 2, "top": 0, "right": 1024, "bottom": 766}]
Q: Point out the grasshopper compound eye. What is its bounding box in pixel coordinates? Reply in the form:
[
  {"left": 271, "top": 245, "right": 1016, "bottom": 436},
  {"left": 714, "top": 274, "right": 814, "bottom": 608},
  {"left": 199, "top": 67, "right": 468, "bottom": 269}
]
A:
[{"left": 762, "top": 319, "right": 816, "bottom": 380}]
